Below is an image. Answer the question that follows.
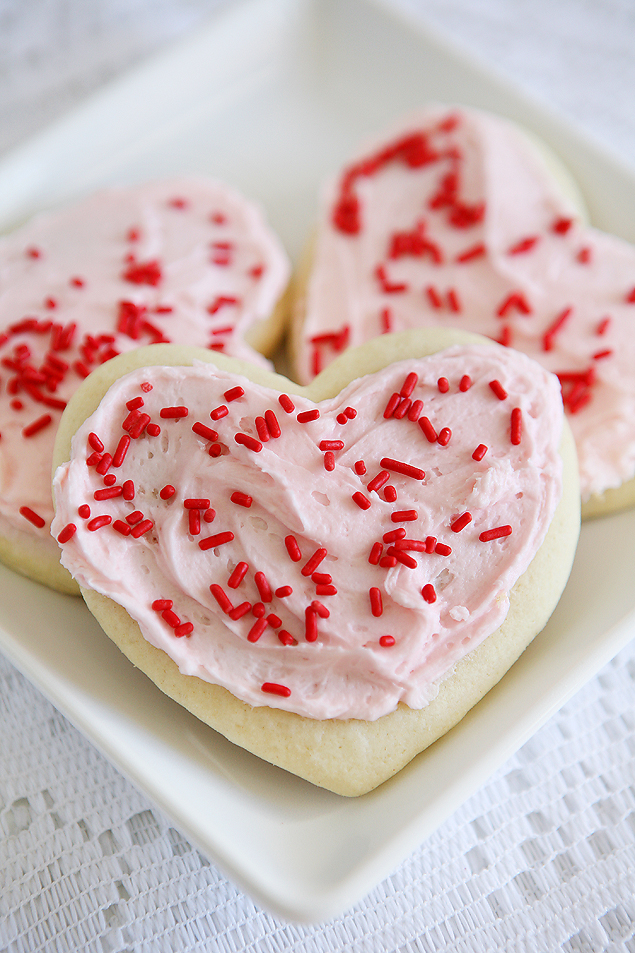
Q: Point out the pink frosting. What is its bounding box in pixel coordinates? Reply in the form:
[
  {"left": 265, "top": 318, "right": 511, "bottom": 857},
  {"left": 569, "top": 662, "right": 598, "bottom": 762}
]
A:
[
  {"left": 295, "top": 105, "right": 635, "bottom": 501},
  {"left": 52, "top": 344, "right": 563, "bottom": 720},
  {"left": 0, "top": 177, "right": 289, "bottom": 556}
]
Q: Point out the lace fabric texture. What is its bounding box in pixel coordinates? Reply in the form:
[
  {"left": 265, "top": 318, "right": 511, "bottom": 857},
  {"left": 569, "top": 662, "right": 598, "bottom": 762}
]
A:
[
  {"left": 1, "top": 647, "right": 634, "bottom": 951},
  {"left": 0, "top": 0, "right": 635, "bottom": 949}
]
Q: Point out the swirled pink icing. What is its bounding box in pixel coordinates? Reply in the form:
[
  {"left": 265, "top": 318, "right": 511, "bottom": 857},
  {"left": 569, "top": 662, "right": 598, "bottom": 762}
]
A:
[
  {"left": 294, "top": 105, "right": 635, "bottom": 501},
  {"left": 52, "top": 344, "right": 563, "bottom": 720},
  {"left": 0, "top": 177, "right": 289, "bottom": 557}
]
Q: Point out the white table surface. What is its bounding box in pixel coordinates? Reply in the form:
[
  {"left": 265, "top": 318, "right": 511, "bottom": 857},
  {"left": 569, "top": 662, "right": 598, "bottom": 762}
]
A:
[{"left": 0, "top": 1, "right": 634, "bottom": 950}]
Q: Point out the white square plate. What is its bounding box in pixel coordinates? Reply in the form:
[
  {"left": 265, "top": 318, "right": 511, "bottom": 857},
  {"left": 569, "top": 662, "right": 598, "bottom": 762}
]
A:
[{"left": 1, "top": 0, "right": 634, "bottom": 923}]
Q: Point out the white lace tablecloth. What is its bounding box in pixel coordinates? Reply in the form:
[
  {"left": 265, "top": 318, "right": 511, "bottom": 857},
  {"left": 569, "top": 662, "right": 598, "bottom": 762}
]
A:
[{"left": 1, "top": 1, "right": 634, "bottom": 950}]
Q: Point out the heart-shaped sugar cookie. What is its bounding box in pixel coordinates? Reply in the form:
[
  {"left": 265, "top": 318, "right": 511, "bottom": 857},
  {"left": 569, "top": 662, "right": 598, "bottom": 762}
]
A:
[
  {"left": 52, "top": 330, "right": 579, "bottom": 795},
  {"left": 0, "top": 177, "right": 290, "bottom": 591},
  {"left": 291, "top": 106, "right": 635, "bottom": 514}
]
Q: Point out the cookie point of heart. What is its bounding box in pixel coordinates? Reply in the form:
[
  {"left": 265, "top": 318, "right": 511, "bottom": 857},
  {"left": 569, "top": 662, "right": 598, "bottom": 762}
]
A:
[{"left": 51, "top": 331, "right": 580, "bottom": 795}]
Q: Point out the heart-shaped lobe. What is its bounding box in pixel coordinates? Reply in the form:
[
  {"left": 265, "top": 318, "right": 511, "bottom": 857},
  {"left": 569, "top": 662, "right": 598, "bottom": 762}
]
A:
[
  {"left": 52, "top": 339, "right": 566, "bottom": 723},
  {"left": 0, "top": 177, "right": 289, "bottom": 583},
  {"left": 292, "top": 106, "right": 635, "bottom": 505}
]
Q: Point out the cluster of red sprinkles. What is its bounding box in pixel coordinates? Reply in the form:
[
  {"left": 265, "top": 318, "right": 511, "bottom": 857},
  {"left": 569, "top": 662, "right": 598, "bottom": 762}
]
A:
[
  {"left": 316, "top": 111, "right": 631, "bottom": 415},
  {"left": 3, "top": 194, "right": 272, "bottom": 532},
  {"left": 58, "top": 359, "right": 529, "bottom": 705}
]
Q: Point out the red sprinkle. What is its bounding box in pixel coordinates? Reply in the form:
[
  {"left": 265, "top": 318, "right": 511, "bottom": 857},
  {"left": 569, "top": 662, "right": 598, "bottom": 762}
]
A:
[
  {"left": 387, "top": 548, "right": 417, "bottom": 569},
  {"left": 210, "top": 405, "right": 228, "bottom": 420},
  {"left": 248, "top": 618, "right": 268, "bottom": 643},
  {"left": 88, "top": 433, "right": 104, "bottom": 452},
  {"left": 199, "top": 531, "right": 234, "bottom": 550},
  {"left": 78, "top": 504, "right": 91, "bottom": 519},
  {"left": 394, "top": 397, "right": 411, "bottom": 420},
  {"left": 126, "top": 511, "right": 144, "bottom": 525},
  {"left": 472, "top": 444, "right": 488, "bottom": 461},
  {"left": 367, "top": 470, "right": 390, "bottom": 493},
  {"left": 421, "top": 584, "right": 436, "bottom": 604},
  {"left": 400, "top": 372, "right": 418, "bottom": 398},
  {"left": 510, "top": 407, "right": 522, "bottom": 445},
  {"left": 369, "top": 542, "right": 383, "bottom": 565},
  {"left": 278, "top": 394, "right": 295, "bottom": 414},
  {"left": 380, "top": 457, "right": 424, "bottom": 480},
  {"left": 508, "top": 235, "right": 539, "bottom": 255},
  {"left": 437, "top": 427, "right": 452, "bottom": 447},
  {"left": 112, "top": 435, "right": 131, "bottom": 467},
  {"left": 456, "top": 243, "right": 486, "bottom": 263},
  {"left": 22, "top": 414, "right": 52, "bottom": 438},
  {"left": 451, "top": 512, "right": 472, "bottom": 533},
  {"left": 543, "top": 307, "right": 572, "bottom": 352},
  {"left": 192, "top": 422, "right": 218, "bottom": 442},
  {"left": 301, "top": 547, "right": 327, "bottom": 577},
  {"left": 264, "top": 409, "right": 281, "bottom": 438},
  {"left": 369, "top": 587, "right": 383, "bottom": 617},
  {"left": 261, "top": 682, "right": 291, "bottom": 697},
  {"left": 355, "top": 460, "right": 367, "bottom": 475},
  {"left": 228, "top": 602, "right": 251, "bottom": 620},
  {"left": 162, "top": 609, "right": 181, "bottom": 628},
  {"left": 275, "top": 586, "right": 293, "bottom": 598},
  {"left": 174, "top": 623, "right": 193, "bottom": 638},
  {"left": 255, "top": 571, "right": 273, "bottom": 602},
  {"left": 224, "top": 386, "right": 245, "bottom": 402},
  {"left": 94, "top": 487, "right": 123, "bottom": 501},
  {"left": 305, "top": 607, "right": 318, "bottom": 642},
  {"left": 408, "top": 400, "right": 423, "bottom": 422},
  {"left": 113, "top": 520, "right": 131, "bottom": 536},
  {"left": 419, "top": 417, "right": 437, "bottom": 442},
  {"left": 131, "top": 519, "right": 153, "bottom": 538},
  {"left": 255, "top": 417, "right": 270, "bottom": 442},
  {"left": 126, "top": 397, "right": 144, "bottom": 411},
  {"left": 160, "top": 406, "right": 189, "bottom": 419},
  {"left": 122, "top": 480, "right": 135, "bottom": 501},
  {"left": 278, "top": 629, "right": 298, "bottom": 648},
  {"left": 210, "top": 584, "right": 233, "bottom": 613},
  {"left": 435, "top": 542, "right": 452, "bottom": 556},
  {"left": 497, "top": 291, "right": 532, "bottom": 317},
  {"left": 223, "top": 562, "right": 248, "bottom": 590},
  {"left": 383, "top": 528, "right": 406, "bottom": 543},
  {"left": 324, "top": 451, "right": 335, "bottom": 471},
  {"left": 383, "top": 485, "right": 397, "bottom": 503},
  {"left": 352, "top": 491, "right": 371, "bottom": 510},
  {"left": 87, "top": 515, "right": 112, "bottom": 531},
  {"left": 152, "top": 599, "right": 173, "bottom": 611},
  {"left": 189, "top": 509, "right": 201, "bottom": 535},
  {"left": 285, "top": 535, "right": 302, "bottom": 562},
  {"left": 379, "top": 635, "right": 395, "bottom": 648},
  {"left": 297, "top": 409, "right": 320, "bottom": 423},
  {"left": 489, "top": 380, "right": 508, "bottom": 401},
  {"left": 160, "top": 485, "right": 176, "bottom": 500},
  {"left": 230, "top": 491, "right": 252, "bottom": 508},
  {"left": 479, "top": 525, "right": 513, "bottom": 542},
  {"left": 234, "top": 432, "right": 262, "bottom": 452},
  {"left": 459, "top": 375, "right": 472, "bottom": 392},
  {"left": 383, "top": 393, "right": 401, "bottom": 419},
  {"left": 184, "top": 498, "right": 210, "bottom": 509},
  {"left": 391, "top": 510, "right": 417, "bottom": 522},
  {"left": 57, "top": 523, "right": 76, "bottom": 543}
]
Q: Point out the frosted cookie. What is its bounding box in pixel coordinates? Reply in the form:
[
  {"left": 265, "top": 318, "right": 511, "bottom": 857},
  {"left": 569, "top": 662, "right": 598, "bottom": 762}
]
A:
[
  {"left": 291, "top": 105, "right": 635, "bottom": 516},
  {"left": 0, "top": 177, "right": 290, "bottom": 591},
  {"left": 51, "top": 329, "right": 579, "bottom": 796}
]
